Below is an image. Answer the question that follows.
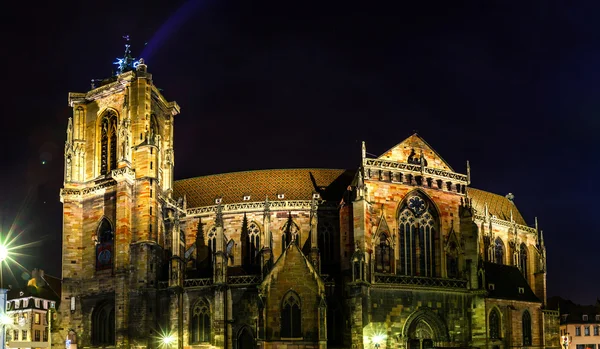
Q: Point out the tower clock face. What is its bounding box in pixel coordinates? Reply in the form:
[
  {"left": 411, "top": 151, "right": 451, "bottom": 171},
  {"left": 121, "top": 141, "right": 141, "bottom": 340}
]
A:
[
  {"left": 96, "top": 243, "right": 113, "bottom": 270},
  {"left": 97, "top": 249, "right": 111, "bottom": 265}
]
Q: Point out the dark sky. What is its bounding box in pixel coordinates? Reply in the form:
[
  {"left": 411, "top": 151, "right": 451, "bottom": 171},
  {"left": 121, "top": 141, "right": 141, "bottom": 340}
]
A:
[{"left": 0, "top": 0, "right": 597, "bottom": 303}]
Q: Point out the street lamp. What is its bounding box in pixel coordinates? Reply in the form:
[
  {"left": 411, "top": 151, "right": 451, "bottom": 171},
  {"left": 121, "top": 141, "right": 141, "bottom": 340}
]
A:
[
  {"left": 160, "top": 333, "right": 176, "bottom": 349},
  {"left": 0, "top": 244, "right": 8, "bottom": 288}
]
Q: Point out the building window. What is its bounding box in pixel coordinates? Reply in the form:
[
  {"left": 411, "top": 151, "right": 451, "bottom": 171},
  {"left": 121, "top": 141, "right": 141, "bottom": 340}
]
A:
[
  {"left": 248, "top": 222, "right": 261, "bottom": 265},
  {"left": 398, "top": 193, "right": 439, "bottom": 276},
  {"left": 375, "top": 232, "right": 393, "bottom": 273},
  {"left": 35, "top": 313, "right": 40, "bottom": 324},
  {"left": 13, "top": 330, "right": 18, "bottom": 341},
  {"left": 208, "top": 227, "right": 217, "bottom": 257},
  {"left": 585, "top": 326, "right": 590, "bottom": 336},
  {"left": 522, "top": 310, "right": 532, "bottom": 346},
  {"left": 22, "top": 330, "right": 27, "bottom": 341},
  {"left": 100, "top": 110, "right": 118, "bottom": 174},
  {"left": 281, "top": 291, "right": 301, "bottom": 338},
  {"left": 495, "top": 238, "right": 505, "bottom": 265},
  {"left": 43, "top": 328, "right": 48, "bottom": 342},
  {"left": 190, "top": 299, "right": 210, "bottom": 343},
  {"left": 35, "top": 330, "right": 41, "bottom": 342},
  {"left": 92, "top": 301, "right": 115, "bottom": 346},
  {"left": 489, "top": 308, "right": 501, "bottom": 339},
  {"left": 576, "top": 326, "right": 581, "bottom": 336},
  {"left": 520, "top": 243, "right": 528, "bottom": 277},
  {"left": 319, "top": 221, "right": 335, "bottom": 264},
  {"left": 584, "top": 315, "right": 589, "bottom": 321},
  {"left": 594, "top": 326, "right": 599, "bottom": 336},
  {"left": 95, "top": 218, "right": 114, "bottom": 271}
]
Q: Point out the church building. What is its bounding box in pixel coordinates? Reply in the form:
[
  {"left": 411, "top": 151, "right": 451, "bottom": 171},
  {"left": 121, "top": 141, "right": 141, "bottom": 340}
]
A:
[{"left": 57, "top": 50, "right": 560, "bottom": 349}]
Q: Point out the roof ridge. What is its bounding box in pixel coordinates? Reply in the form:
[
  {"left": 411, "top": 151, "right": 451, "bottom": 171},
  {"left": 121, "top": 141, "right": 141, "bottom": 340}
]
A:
[{"left": 175, "top": 167, "right": 350, "bottom": 182}]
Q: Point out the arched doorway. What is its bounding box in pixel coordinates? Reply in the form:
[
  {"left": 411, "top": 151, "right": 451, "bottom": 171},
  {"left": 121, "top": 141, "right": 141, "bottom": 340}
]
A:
[
  {"left": 408, "top": 320, "right": 434, "bottom": 349},
  {"left": 237, "top": 327, "right": 254, "bottom": 349},
  {"left": 403, "top": 308, "right": 449, "bottom": 349}
]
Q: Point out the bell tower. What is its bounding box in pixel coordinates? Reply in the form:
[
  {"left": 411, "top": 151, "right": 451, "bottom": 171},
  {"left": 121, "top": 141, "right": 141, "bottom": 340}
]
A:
[{"left": 59, "top": 42, "right": 181, "bottom": 349}]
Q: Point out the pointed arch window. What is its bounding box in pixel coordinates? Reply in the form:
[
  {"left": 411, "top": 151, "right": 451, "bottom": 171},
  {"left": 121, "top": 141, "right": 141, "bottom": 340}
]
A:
[
  {"left": 495, "top": 238, "right": 505, "bottom": 265},
  {"left": 100, "top": 110, "right": 118, "bottom": 174},
  {"left": 489, "top": 308, "right": 501, "bottom": 339},
  {"left": 446, "top": 241, "right": 459, "bottom": 279},
  {"left": 91, "top": 301, "right": 115, "bottom": 346},
  {"left": 520, "top": 243, "right": 528, "bottom": 278},
  {"left": 208, "top": 227, "right": 217, "bottom": 255},
  {"left": 95, "top": 218, "right": 114, "bottom": 271},
  {"left": 522, "top": 310, "right": 532, "bottom": 346},
  {"left": 248, "top": 222, "right": 260, "bottom": 265},
  {"left": 75, "top": 107, "right": 84, "bottom": 139},
  {"left": 375, "top": 232, "right": 393, "bottom": 273},
  {"left": 398, "top": 193, "right": 439, "bottom": 276},
  {"left": 191, "top": 299, "right": 211, "bottom": 343},
  {"left": 149, "top": 113, "right": 159, "bottom": 144},
  {"left": 281, "top": 291, "right": 301, "bottom": 338},
  {"left": 319, "top": 221, "right": 334, "bottom": 264}
]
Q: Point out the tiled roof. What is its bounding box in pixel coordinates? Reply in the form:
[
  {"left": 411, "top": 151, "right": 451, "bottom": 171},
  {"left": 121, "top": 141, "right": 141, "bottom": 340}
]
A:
[
  {"left": 466, "top": 187, "right": 527, "bottom": 226},
  {"left": 174, "top": 169, "right": 355, "bottom": 208},
  {"left": 483, "top": 262, "right": 540, "bottom": 303},
  {"left": 174, "top": 168, "right": 528, "bottom": 227}
]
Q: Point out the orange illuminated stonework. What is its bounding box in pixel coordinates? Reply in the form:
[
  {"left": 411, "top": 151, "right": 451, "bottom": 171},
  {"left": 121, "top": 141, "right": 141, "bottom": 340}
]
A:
[{"left": 56, "top": 63, "right": 559, "bottom": 349}]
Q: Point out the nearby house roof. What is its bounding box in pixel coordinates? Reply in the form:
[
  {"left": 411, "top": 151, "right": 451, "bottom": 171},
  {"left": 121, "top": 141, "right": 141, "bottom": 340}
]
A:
[
  {"left": 547, "top": 297, "right": 600, "bottom": 324},
  {"left": 466, "top": 187, "right": 527, "bottom": 226},
  {"left": 6, "top": 270, "right": 61, "bottom": 308},
  {"left": 174, "top": 168, "right": 355, "bottom": 208},
  {"left": 483, "top": 262, "right": 540, "bottom": 303}
]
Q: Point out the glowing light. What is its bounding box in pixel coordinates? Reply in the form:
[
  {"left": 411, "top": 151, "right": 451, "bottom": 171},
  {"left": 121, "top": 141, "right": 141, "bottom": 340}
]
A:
[
  {"left": 0, "top": 313, "right": 12, "bottom": 326},
  {"left": 160, "top": 333, "right": 176, "bottom": 348},
  {"left": 0, "top": 245, "right": 7, "bottom": 263},
  {"left": 372, "top": 334, "right": 386, "bottom": 344}
]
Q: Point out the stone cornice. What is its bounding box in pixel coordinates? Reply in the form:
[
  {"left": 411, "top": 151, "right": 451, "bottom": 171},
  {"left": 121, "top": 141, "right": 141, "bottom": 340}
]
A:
[
  {"left": 186, "top": 200, "right": 338, "bottom": 217},
  {"left": 68, "top": 71, "right": 136, "bottom": 106},
  {"left": 473, "top": 214, "right": 537, "bottom": 234},
  {"left": 365, "top": 158, "right": 468, "bottom": 184}
]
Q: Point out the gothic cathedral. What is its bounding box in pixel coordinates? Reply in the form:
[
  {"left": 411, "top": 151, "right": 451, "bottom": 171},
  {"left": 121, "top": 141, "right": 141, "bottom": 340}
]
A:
[{"left": 57, "top": 58, "right": 559, "bottom": 349}]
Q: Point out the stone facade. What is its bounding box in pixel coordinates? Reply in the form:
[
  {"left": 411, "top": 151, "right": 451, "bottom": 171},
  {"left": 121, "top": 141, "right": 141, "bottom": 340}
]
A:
[{"left": 56, "top": 61, "right": 559, "bottom": 349}]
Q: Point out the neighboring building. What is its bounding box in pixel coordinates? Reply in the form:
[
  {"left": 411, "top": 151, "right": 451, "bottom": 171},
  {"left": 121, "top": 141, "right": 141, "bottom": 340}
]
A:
[
  {"left": 549, "top": 297, "right": 600, "bottom": 349},
  {"left": 57, "top": 48, "right": 560, "bottom": 349},
  {"left": 6, "top": 269, "right": 60, "bottom": 349}
]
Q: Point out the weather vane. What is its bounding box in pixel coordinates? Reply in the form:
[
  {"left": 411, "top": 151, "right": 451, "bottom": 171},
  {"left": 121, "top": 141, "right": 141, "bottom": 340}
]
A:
[{"left": 113, "top": 35, "right": 139, "bottom": 75}]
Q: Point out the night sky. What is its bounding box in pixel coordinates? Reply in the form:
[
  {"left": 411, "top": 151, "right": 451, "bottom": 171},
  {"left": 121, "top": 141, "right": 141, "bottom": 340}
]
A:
[{"left": 0, "top": 1, "right": 597, "bottom": 304}]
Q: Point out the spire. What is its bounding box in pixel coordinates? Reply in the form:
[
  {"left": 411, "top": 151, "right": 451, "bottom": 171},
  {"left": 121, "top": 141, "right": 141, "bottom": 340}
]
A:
[
  {"left": 361, "top": 141, "right": 366, "bottom": 165},
  {"left": 215, "top": 202, "right": 223, "bottom": 228},
  {"left": 113, "top": 35, "right": 138, "bottom": 75},
  {"left": 466, "top": 160, "right": 471, "bottom": 185}
]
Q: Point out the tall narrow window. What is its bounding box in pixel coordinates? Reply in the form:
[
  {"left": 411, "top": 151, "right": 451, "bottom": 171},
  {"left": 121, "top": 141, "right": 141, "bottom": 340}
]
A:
[
  {"left": 375, "top": 232, "right": 393, "bottom": 273},
  {"left": 95, "top": 218, "right": 114, "bottom": 271},
  {"left": 319, "top": 221, "right": 335, "bottom": 264},
  {"left": 92, "top": 301, "right": 115, "bottom": 345},
  {"left": 100, "top": 110, "right": 118, "bottom": 174},
  {"left": 191, "top": 299, "right": 210, "bottom": 343},
  {"left": 208, "top": 227, "right": 217, "bottom": 258},
  {"left": 75, "top": 107, "right": 84, "bottom": 139},
  {"left": 520, "top": 243, "right": 528, "bottom": 278},
  {"left": 248, "top": 222, "right": 260, "bottom": 265},
  {"left": 522, "top": 310, "right": 532, "bottom": 346},
  {"left": 398, "top": 193, "right": 439, "bottom": 276},
  {"left": 149, "top": 114, "right": 159, "bottom": 144},
  {"left": 489, "top": 308, "right": 500, "bottom": 339},
  {"left": 281, "top": 292, "right": 301, "bottom": 338},
  {"left": 494, "top": 238, "right": 505, "bottom": 265}
]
